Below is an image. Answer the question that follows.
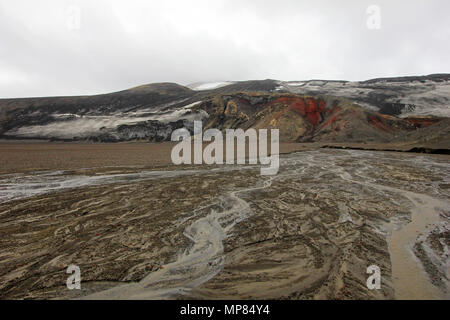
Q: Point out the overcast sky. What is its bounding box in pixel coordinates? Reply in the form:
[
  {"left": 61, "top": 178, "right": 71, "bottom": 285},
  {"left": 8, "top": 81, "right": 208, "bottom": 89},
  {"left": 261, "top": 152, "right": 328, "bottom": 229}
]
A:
[{"left": 0, "top": 0, "right": 449, "bottom": 98}]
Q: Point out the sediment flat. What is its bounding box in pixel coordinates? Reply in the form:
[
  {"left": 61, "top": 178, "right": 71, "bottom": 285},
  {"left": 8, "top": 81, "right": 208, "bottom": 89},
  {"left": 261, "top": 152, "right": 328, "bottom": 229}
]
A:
[{"left": 0, "top": 143, "right": 448, "bottom": 299}]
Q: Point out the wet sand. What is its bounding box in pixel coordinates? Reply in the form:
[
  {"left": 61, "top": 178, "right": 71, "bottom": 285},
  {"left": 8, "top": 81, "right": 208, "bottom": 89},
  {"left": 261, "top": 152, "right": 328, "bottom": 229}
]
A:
[
  {"left": 388, "top": 193, "right": 444, "bottom": 300},
  {"left": 0, "top": 143, "right": 448, "bottom": 300},
  {"left": 0, "top": 142, "right": 310, "bottom": 175}
]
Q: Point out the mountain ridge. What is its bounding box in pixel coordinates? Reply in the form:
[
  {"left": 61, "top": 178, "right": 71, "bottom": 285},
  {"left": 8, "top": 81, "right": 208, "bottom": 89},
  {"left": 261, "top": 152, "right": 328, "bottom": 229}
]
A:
[{"left": 0, "top": 75, "right": 449, "bottom": 149}]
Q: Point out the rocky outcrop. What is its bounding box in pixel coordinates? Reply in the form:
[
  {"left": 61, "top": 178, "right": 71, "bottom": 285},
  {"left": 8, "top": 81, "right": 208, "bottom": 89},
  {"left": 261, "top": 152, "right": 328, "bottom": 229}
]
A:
[
  {"left": 116, "top": 120, "right": 193, "bottom": 142},
  {"left": 193, "top": 92, "right": 441, "bottom": 143},
  {"left": 84, "top": 119, "right": 198, "bottom": 142}
]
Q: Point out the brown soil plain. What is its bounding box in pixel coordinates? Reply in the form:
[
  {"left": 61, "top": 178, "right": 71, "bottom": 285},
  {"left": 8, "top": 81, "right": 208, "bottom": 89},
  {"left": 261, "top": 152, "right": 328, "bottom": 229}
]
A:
[{"left": 0, "top": 142, "right": 448, "bottom": 300}]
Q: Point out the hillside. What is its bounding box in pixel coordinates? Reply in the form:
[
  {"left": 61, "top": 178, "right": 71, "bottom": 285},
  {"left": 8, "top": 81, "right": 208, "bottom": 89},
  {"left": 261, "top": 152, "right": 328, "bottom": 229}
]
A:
[{"left": 0, "top": 75, "right": 448, "bottom": 149}]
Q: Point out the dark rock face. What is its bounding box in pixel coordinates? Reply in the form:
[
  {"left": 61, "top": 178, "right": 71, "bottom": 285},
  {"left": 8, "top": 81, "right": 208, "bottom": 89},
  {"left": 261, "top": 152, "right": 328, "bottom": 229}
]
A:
[
  {"left": 377, "top": 103, "right": 417, "bottom": 116},
  {"left": 115, "top": 120, "right": 192, "bottom": 142},
  {"left": 78, "top": 118, "right": 203, "bottom": 143}
]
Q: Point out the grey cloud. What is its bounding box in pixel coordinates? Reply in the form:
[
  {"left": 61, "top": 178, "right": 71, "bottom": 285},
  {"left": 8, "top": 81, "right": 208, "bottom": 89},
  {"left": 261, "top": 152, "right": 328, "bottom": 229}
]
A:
[{"left": 0, "top": 0, "right": 448, "bottom": 98}]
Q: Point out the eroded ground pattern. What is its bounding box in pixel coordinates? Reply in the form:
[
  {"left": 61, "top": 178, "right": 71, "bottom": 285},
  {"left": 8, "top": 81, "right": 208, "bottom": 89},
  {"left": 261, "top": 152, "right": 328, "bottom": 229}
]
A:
[{"left": 0, "top": 150, "right": 448, "bottom": 299}]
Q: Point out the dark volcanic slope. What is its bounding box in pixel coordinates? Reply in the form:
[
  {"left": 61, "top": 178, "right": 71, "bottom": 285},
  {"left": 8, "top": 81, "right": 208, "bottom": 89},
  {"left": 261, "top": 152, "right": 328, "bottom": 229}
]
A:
[
  {"left": 0, "top": 83, "right": 195, "bottom": 115},
  {"left": 206, "top": 79, "right": 279, "bottom": 94},
  {"left": 0, "top": 76, "right": 448, "bottom": 146},
  {"left": 281, "top": 74, "right": 450, "bottom": 118},
  {"left": 0, "top": 83, "right": 199, "bottom": 141}
]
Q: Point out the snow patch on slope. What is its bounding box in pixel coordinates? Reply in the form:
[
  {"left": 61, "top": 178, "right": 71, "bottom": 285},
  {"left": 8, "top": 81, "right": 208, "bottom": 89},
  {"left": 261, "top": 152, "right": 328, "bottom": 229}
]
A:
[
  {"left": 5, "top": 101, "right": 207, "bottom": 139},
  {"left": 188, "top": 82, "right": 235, "bottom": 91},
  {"left": 281, "top": 79, "right": 450, "bottom": 117}
]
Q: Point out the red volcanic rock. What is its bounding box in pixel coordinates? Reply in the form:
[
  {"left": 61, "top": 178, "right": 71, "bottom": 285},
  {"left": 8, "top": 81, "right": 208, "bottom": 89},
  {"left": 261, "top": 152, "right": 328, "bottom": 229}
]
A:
[
  {"left": 319, "top": 106, "right": 341, "bottom": 129},
  {"left": 367, "top": 115, "right": 393, "bottom": 132},
  {"left": 404, "top": 117, "right": 442, "bottom": 128},
  {"left": 201, "top": 92, "right": 448, "bottom": 143},
  {"left": 321, "top": 115, "right": 339, "bottom": 128},
  {"left": 305, "top": 98, "right": 321, "bottom": 125},
  {"left": 271, "top": 96, "right": 327, "bottom": 126},
  {"left": 238, "top": 98, "right": 249, "bottom": 105}
]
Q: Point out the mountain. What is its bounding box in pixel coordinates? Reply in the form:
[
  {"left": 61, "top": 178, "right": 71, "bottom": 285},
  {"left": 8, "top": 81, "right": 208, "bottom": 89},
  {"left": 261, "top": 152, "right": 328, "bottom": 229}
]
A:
[
  {"left": 0, "top": 75, "right": 448, "bottom": 149},
  {"left": 0, "top": 83, "right": 198, "bottom": 141},
  {"left": 278, "top": 74, "right": 450, "bottom": 118},
  {"left": 191, "top": 92, "right": 443, "bottom": 144}
]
